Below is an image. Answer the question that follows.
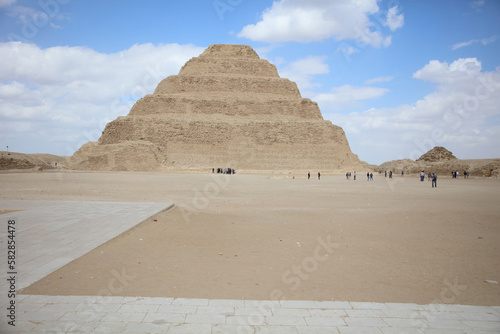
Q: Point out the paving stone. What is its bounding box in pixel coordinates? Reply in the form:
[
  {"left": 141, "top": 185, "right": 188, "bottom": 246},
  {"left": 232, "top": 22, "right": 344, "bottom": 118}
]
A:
[
  {"left": 212, "top": 324, "right": 256, "bottom": 334},
  {"left": 123, "top": 322, "right": 170, "bottom": 334},
  {"left": 184, "top": 314, "right": 226, "bottom": 324},
  {"left": 423, "top": 318, "right": 471, "bottom": 330},
  {"left": 423, "top": 329, "right": 467, "bottom": 334},
  {"left": 227, "top": 314, "right": 267, "bottom": 326},
  {"left": 346, "top": 309, "right": 387, "bottom": 318},
  {"left": 461, "top": 320, "right": 500, "bottom": 330},
  {"left": 344, "top": 317, "right": 388, "bottom": 327},
  {"left": 100, "top": 311, "right": 147, "bottom": 323},
  {"left": 209, "top": 299, "right": 246, "bottom": 307},
  {"left": 384, "top": 303, "right": 425, "bottom": 311},
  {"left": 280, "top": 300, "right": 317, "bottom": 309},
  {"left": 196, "top": 306, "right": 235, "bottom": 315},
  {"left": 132, "top": 297, "right": 174, "bottom": 305},
  {"left": 457, "top": 312, "right": 500, "bottom": 321},
  {"left": 272, "top": 308, "right": 311, "bottom": 317},
  {"left": 119, "top": 303, "right": 161, "bottom": 313},
  {"left": 337, "top": 327, "right": 383, "bottom": 334},
  {"left": 349, "top": 302, "right": 388, "bottom": 310},
  {"left": 295, "top": 326, "right": 339, "bottom": 334},
  {"left": 380, "top": 328, "right": 424, "bottom": 334},
  {"left": 143, "top": 312, "right": 186, "bottom": 324},
  {"left": 266, "top": 316, "right": 307, "bottom": 326},
  {"left": 166, "top": 323, "right": 212, "bottom": 334},
  {"left": 382, "top": 309, "right": 425, "bottom": 319},
  {"left": 157, "top": 304, "right": 198, "bottom": 314},
  {"left": 304, "top": 316, "right": 346, "bottom": 327},
  {"left": 171, "top": 297, "right": 209, "bottom": 306},
  {"left": 382, "top": 317, "right": 426, "bottom": 329},
  {"left": 93, "top": 321, "right": 128, "bottom": 333},
  {"left": 255, "top": 325, "right": 299, "bottom": 333},
  {"left": 235, "top": 307, "right": 273, "bottom": 317},
  {"left": 314, "top": 301, "right": 352, "bottom": 309}
]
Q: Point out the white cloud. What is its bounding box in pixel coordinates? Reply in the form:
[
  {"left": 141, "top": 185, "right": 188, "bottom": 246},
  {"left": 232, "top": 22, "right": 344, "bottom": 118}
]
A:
[
  {"left": 0, "top": 0, "right": 16, "bottom": 8},
  {"left": 364, "top": 76, "right": 394, "bottom": 84},
  {"left": 324, "top": 58, "right": 500, "bottom": 164},
  {"left": 385, "top": 6, "right": 404, "bottom": 31},
  {"left": 314, "top": 85, "right": 389, "bottom": 111},
  {"left": 278, "top": 55, "right": 330, "bottom": 91},
  {"left": 452, "top": 36, "right": 497, "bottom": 50},
  {"left": 0, "top": 42, "right": 205, "bottom": 155},
  {"left": 413, "top": 58, "right": 482, "bottom": 83},
  {"left": 237, "top": 0, "right": 400, "bottom": 47}
]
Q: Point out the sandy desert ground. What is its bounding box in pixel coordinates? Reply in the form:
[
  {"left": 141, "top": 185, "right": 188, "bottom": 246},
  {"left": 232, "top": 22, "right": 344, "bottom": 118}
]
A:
[{"left": 1, "top": 170, "right": 499, "bottom": 306}]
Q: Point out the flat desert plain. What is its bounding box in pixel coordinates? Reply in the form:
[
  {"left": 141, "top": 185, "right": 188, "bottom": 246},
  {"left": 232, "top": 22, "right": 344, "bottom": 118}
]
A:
[{"left": 1, "top": 171, "right": 499, "bottom": 306}]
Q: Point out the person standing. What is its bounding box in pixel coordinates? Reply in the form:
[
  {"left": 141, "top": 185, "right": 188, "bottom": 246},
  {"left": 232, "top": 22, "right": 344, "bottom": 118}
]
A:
[
  {"left": 432, "top": 172, "right": 437, "bottom": 188},
  {"left": 354, "top": 171, "right": 356, "bottom": 180},
  {"left": 318, "top": 172, "right": 321, "bottom": 180},
  {"left": 308, "top": 172, "right": 310, "bottom": 180}
]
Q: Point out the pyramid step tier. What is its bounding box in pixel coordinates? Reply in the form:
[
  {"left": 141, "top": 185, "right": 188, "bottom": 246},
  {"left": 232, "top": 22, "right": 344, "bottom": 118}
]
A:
[
  {"left": 154, "top": 75, "right": 301, "bottom": 96},
  {"left": 98, "top": 117, "right": 349, "bottom": 147},
  {"left": 179, "top": 57, "right": 280, "bottom": 78},
  {"left": 129, "top": 95, "right": 323, "bottom": 120}
]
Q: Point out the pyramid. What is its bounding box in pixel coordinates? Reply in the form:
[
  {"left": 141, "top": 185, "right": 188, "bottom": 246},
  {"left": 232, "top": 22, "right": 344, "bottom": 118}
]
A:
[
  {"left": 70, "top": 44, "right": 361, "bottom": 171},
  {"left": 416, "top": 146, "right": 457, "bottom": 162}
]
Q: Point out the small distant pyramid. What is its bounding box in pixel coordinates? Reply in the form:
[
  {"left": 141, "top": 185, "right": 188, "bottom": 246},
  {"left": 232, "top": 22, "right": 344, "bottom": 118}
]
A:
[
  {"left": 70, "top": 44, "right": 360, "bottom": 171},
  {"left": 417, "top": 146, "right": 457, "bottom": 162}
]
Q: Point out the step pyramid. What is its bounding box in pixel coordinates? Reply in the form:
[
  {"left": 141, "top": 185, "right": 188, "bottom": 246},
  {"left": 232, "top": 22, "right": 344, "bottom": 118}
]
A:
[{"left": 70, "top": 44, "right": 361, "bottom": 171}]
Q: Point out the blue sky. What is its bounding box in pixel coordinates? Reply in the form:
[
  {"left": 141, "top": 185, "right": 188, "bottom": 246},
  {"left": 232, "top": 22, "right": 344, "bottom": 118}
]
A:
[{"left": 1, "top": 0, "right": 499, "bottom": 164}]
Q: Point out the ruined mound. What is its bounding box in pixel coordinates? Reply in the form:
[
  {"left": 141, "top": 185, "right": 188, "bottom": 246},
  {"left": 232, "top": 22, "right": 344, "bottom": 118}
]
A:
[
  {"left": 70, "top": 44, "right": 361, "bottom": 171},
  {"left": 0, "top": 156, "right": 35, "bottom": 170},
  {"left": 417, "top": 146, "right": 457, "bottom": 162},
  {"left": 0, "top": 152, "right": 68, "bottom": 170}
]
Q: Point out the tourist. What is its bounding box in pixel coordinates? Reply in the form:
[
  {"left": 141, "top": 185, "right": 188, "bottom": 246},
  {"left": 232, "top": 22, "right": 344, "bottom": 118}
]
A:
[
  {"left": 420, "top": 171, "right": 425, "bottom": 182},
  {"left": 401, "top": 170, "right": 404, "bottom": 176},
  {"left": 318, "top": 172, "right": 321, "bottom": 180},
  {"left": 385, "top": 171, "right": 387, "bottom": 178},
  {"left": 389, "top": 171, "right": 393, "bottom": 178},
  {"left": 367, "top": 172, "right": 370, "bottom": 181},
  {"left": 354, "top": 171, "right": 356, "bottom": 180},
  {"left": 308, "top": 172, "right": 310, "bottom": 179},
  {"left": 432, "top": 172, "right": 437, "bottom": 188},
  {"left": 370, "top": 172, "right": 373, "bottom": 181}
]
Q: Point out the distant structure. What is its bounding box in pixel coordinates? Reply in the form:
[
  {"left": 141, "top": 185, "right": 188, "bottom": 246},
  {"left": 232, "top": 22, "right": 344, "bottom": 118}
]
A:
[
  {"left": 70, "top": 44, "right": 361, "bottom": 171},
  {"left": 416, "top": 146, "right": 457, "bottom": 163}
]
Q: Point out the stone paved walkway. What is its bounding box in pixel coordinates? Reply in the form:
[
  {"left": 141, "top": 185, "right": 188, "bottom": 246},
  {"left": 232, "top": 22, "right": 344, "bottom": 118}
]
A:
[{"left": 1, "top": 200, "right": 499, "bottom": 333}]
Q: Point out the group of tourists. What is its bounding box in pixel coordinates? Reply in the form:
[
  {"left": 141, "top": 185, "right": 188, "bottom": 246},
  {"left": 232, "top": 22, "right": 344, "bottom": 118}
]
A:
[
  {"left": 307, "top": 172, "right": 321, "bottom": 180},
  {"left": 452, "top": 170, "right": 469, "bottom": 179},
  {"left": 213, "top": 167, "right": 235, "bottom": 174},
  {"left": 345, "top": 172, "right": 356, "bottom": 180},
  {"left": 419, "top": 171, "right": 438, "bottom": 187},
  {"left": 343, "top": 171, "right": 374, "bottom": 181},
  {"left": 384, "top": 171, "right": 393, "bottom": 178}
]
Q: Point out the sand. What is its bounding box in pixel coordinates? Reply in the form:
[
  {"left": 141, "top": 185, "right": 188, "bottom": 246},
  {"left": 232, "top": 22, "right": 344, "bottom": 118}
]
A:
[{"left": 1, "top": 171, "right": 498, "bottom": 306}]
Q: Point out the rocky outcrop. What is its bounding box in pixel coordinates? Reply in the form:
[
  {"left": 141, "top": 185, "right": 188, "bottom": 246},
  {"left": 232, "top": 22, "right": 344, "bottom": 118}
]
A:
[{"left": 70, "top": 44, "right": 361, "bottom": 171}]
